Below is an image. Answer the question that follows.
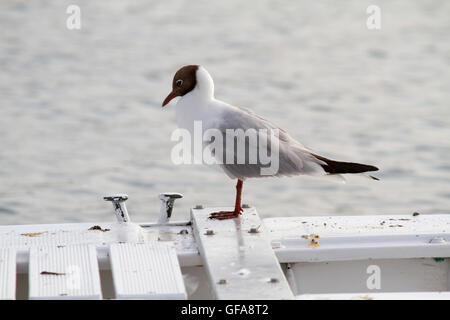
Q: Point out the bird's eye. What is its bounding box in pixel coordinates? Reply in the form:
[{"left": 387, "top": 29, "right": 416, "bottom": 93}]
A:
[{"left": 176, "top": 79, "right": 183, "bottom": 87}]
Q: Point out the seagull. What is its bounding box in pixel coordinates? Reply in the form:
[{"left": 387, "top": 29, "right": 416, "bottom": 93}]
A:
[{"left": 162, "top": 65, "right": 379, "bottom": 220}]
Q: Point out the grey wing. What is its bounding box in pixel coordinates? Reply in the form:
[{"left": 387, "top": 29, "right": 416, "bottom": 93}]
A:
[{"left": 210, "top": 105, "right": 326, "bottom": 180}]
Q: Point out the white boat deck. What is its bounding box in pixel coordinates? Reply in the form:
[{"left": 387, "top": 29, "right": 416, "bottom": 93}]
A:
[
  {"left": 0, "top": 207, "right": 449, "bottom": 300},
  {"left": 264, "top": 214, "right": 450, "bottom": 262}
]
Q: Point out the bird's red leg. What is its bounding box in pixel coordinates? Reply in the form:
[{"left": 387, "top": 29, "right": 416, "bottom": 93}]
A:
[{"left": 209, "top": 179, "right": 244, "bottom": 220}]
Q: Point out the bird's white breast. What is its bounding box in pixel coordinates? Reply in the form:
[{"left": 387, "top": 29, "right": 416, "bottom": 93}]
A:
[{"left": 175, "top": 96, "right": 226, "bottom": 135}]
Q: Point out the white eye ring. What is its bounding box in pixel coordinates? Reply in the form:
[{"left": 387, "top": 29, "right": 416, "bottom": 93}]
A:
[{"left": 176, "top": 79, "right": 183, "bottom": 87}]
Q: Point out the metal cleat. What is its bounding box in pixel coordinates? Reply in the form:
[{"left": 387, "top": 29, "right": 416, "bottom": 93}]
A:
[
  {"left": 104, "top": 194, "right": 131, "bottom": 223},
  {"left": 158, "top": 192, "right": 183, "bottom": 224}
]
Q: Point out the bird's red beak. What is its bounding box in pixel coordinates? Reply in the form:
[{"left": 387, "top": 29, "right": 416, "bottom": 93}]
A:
[{"left": 162, "top": 91, "right": 177, "bottom": 107}]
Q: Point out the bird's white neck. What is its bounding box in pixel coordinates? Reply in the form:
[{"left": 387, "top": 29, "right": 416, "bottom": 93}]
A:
[{"left": 175, "top": 66, "right": 221, "bottom": 131}]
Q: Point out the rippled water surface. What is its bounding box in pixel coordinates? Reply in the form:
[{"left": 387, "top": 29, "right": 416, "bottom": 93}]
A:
[{"left": 1, "top": 0, "right": 449, "bottom": 225}]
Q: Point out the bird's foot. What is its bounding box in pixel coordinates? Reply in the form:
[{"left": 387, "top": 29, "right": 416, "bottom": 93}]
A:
[{"left": 209, "top": 208, "right": 242, "bottom": 220}]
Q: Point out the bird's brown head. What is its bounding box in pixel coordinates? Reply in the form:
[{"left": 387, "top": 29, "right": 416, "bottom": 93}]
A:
[{"left": 162, "top": 65, "right": 199, "bottom": 107}]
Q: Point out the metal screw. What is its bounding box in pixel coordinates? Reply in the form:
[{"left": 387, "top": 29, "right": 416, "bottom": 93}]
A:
[
  {"left": 194, "top": 204, "right": 204, "bottom": 209},
  {"left": 158, "top": 192, "right": 183, "bottom": 224},
  {"left": 205, "top": 229, "right": 215, "bottom": 236},
  {"left": 104, "top": 194, "right": 130, "bottom": 223},
  {"left": 248, "top": 226, "right": 260, "bottom": 234}
]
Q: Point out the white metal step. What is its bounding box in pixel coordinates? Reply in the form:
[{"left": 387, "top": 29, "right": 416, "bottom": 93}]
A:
[
  {"left": 28, "top": 245, "right": 102, "bottom": 299},
  {"left": 0, "top": 248, "right": 16, "bottom": 300},
  {"left": 109, "top": 242, "right": 187, "bottom": 299},
  {"left": 191, "top": 207, "right": 294, "bottom": 300}
]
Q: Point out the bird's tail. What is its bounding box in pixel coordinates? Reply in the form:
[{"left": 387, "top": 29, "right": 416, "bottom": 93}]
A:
[{"left": 312, "top": 154, "right": 379, "bottom": 180}]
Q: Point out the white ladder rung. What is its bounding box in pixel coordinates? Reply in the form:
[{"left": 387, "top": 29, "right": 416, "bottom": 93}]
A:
[
  {"left": 0, "top": 248, "right": 16, "bottom": 300},
  {"left": 29, "top": 245, "right": 102, "bottom": 299},
  {"left": 110, "top": 242, "right": 187, "bottom": 299}
]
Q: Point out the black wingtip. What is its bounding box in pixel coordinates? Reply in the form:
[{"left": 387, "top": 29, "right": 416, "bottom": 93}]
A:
[{"left": 313, "top": 154, "right": 379, "bottom": 175}]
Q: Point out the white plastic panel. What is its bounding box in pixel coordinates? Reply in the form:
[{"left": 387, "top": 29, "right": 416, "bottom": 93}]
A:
[
  {"left": 191, "top": 207, "right": 293, "bottom": 300},
  {"left": 0, "top": 248, "right": 16, "bottom": 300},
  {"left": 110, "top": 242, "right": 187, "bottom": 299},
  {"left": 29, "top": 245, "right": 102, "bottom": 299}
]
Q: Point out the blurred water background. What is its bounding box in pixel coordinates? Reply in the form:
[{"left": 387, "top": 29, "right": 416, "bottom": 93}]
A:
[{"left": 0, "top": 0, "right": 449, "bottom": 225}]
